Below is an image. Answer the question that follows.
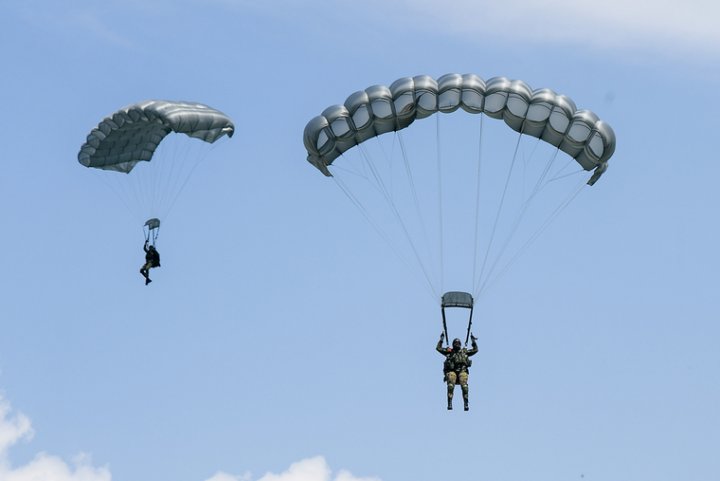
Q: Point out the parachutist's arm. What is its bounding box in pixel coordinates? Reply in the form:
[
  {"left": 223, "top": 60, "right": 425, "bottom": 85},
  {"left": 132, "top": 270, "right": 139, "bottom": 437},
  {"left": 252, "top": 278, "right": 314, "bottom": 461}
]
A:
[
  {"left": 436, "top": 338, "right": 447, "bottom": 355},
  {"left": 467, "top": 338, "right": 479, "bottom": 356},
  {"left": 143, "top": 242, "right": 149, "bottom": 253}
]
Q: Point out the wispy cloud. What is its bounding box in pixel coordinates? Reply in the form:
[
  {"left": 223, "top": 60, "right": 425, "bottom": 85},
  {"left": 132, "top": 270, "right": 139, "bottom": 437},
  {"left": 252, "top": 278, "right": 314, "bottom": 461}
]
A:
[
  {"left": 12, "top": 3, "right": 135, "bottom": 49},
  {"left": 212, "top": 0, "right": 720, "bottom": 57},
  {"left": 65, "top": 10, "right": 135, "bottom": 49},
  {"left": 388, "top": 0, "right": 720, "bottom": 56}
]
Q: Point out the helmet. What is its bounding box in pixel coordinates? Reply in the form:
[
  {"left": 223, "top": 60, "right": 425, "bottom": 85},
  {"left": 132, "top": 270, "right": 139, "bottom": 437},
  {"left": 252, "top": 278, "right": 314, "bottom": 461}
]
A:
[{"left": 452, "top": 338, "right": 462, "bottom": 350}]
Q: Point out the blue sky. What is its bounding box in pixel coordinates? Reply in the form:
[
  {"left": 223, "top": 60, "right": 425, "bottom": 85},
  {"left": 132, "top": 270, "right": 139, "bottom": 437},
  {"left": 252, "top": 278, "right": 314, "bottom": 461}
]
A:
[{"left": 1, "top": 1, "right": 719, "bottom": 480}]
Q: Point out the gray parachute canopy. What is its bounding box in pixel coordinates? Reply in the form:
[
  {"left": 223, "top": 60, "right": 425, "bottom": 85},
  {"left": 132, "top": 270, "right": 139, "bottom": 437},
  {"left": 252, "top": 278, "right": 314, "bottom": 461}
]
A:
[
  {"left": 78, "top": 100, "right": 235, "bottom": 173},
  {"left": 144, "top": 218, "right": 161, "bottom": 230},
  {"left": 303, "top": 74, "right": 616, "bottom": 185}
]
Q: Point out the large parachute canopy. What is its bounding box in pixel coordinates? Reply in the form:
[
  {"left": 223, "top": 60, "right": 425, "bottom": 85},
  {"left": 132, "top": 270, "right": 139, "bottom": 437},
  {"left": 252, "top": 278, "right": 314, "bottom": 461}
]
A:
[
  {"left": 78, "top": 100, "right": 234, "bottom": 243},
  {"left": 303, "top": 73, "right": 616, "bottom": 308},
  {"left": 79, "top": 100, "right": 234, "bottom": 172},
  {"left": 304, "top": 74, "right": 614, "bottom": 185}
]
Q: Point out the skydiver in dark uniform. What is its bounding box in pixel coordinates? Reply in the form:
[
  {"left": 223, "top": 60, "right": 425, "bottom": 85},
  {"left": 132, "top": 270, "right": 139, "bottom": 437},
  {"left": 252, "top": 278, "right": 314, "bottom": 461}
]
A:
[{"left": 140, "top": 240, "right": 160, "bottom": 285}]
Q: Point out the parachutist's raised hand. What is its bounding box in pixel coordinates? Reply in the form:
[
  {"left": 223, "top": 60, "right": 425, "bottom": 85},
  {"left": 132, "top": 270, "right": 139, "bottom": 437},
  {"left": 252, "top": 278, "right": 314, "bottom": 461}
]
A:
[
  {"left": 470, "top": 333, "right": 477, "bottom": 342},
  {"left": 440, "top": 332, "right": 445, "bottom": 341}
]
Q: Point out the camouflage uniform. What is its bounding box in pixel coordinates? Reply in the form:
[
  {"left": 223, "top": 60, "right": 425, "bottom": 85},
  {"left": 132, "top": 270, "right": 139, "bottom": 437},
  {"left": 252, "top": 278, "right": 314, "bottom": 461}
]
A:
[{"left": 436, "top": 336, "right": 478, "bottom": 410}]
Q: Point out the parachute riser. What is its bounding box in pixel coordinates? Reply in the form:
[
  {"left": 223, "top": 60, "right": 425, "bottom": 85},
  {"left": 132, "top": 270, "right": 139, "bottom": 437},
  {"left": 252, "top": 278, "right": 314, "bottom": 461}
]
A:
[
  {"left": 441, "top": 306, "right": 449, "bottom": 348},
  {"left": 441, "top": 304, "right": 475, "bottom": 348},
  {"left": 143, "top": 228, "right": 160, "bottom": 246},
  {"left": 464, "top": 305, "right": 474, "bottom": 347}
]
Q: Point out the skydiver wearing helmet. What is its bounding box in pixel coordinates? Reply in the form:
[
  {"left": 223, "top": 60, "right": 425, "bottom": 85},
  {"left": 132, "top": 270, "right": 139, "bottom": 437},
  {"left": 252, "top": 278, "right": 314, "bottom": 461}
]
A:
[
  {"left": 140, "top": 240, "right": 161, "bottom": 285},
  {"left": 437, "top": 333, "right": 478, "bottom": 411}
]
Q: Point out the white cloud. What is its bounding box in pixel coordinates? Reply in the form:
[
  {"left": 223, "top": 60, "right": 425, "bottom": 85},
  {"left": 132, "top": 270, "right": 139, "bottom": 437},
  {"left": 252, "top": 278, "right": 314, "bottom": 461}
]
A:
[
  {"left": 205, "top": 472, "right": 252, "bottom": 481},
  {"left": 214, "top": 456, "right": 381, "bottom": 481},
  {"left": 0, "top": 396, "right": 111, "bottom": 481},
  {"left": 0, "top": 453, "right": 112, "bottom": 481},
  {"left": 0, "top": 399, "right": 33, "bottom": 457},
  {"left": 2, "top": 396, "right": 376, "bottom": 481}
]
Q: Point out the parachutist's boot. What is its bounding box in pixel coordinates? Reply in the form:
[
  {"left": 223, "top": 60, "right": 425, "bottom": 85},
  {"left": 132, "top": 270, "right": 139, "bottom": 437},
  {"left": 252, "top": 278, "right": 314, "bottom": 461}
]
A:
[
  {"left": 463, "top": 397, "right": 469, "bottom": 411},
  {"left": 145, "top": 278, "right": 152, "bottom": 285},
  {"left": 447, "top": 398, "right": 453, "bottom": 410}
]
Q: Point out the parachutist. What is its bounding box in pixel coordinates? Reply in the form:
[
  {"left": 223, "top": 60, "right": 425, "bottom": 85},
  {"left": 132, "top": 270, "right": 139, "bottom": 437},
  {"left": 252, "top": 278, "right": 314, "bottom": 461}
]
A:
[
  {"left": 140, "top": 240, "right": 160, "bottom": 285},
  {"left": 437, "top": 334, "right": 478, "bottom": 411}
]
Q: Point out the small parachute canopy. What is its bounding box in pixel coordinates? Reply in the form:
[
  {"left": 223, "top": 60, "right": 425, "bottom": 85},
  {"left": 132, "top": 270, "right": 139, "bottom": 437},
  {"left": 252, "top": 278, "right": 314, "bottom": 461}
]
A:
[
  {"left": 442, "top": 291, "right": 474, "bottom": 309},
  {"left": 78, "top": 100, "right": 235, "bottom": 173},
  {"left": 303, "top": 74, "right": 616, "bottom": 185},
  {"left": 144, "top": 218, "right": 161, "bottom": 230}
]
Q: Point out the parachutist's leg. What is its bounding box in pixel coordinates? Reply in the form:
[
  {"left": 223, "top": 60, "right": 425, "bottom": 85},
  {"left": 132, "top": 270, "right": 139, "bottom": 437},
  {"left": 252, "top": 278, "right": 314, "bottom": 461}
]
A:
[
  {"left": 140, "top": 262, "right": 151, "bottom": 284},
  {"left": 446, "top": 372, "right": 457, "bottom": 410},
  {"left": 459, "top": 372, "right": 469, "bottom": 411}
]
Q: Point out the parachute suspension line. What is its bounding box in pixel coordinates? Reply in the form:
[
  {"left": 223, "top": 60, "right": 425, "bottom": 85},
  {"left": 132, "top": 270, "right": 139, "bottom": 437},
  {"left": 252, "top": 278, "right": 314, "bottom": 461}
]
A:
[
  {"left": 327, "top": 163, "right": 368, "bottom": 180},
  {"left": 368, "top": 131, "right": 397, "bottom": 200},
  {"left": 478, "top": 176, "right": 587, "bottom": 295},
  {"left": 148, "top": 134, "right": 178, "bottom": 219},
  {"left": 91, "top": 170, "right": 142, "bottom": 227},
  {"left": 398, "top": 132, "right": 437, "bottom": 280},
  {"left": 163, "top": 141, "right": 218, "bottom": 223},
  {"left": 356, "top": 142, "right": 440, "bottom": 299},
  {"left": 126, "top": 166, "right": 146, "bottom": 221},
  {"left": 527, "top": 143, "right": 560, "bottom": 201},
  {"left": 475, "top": 146, "right": 560, "bottom": 297},
  {"left": 135, "top": 133, "right": 179, "bottom": 221},
  {"left": 471, "top": 115, "right": 485, "bottom": 293},
  {"left": 475, "top": 130, "right": 524, "bottom": 294},
  {"left": 135, "top": 147, "right": 152, "bottom": 217},
  {"left": 361, "top": 141, "right": 440, "bottom": 298},
  {"left": 521, "top": 136, "right": 543, "bottom": 203},
  {"left": 332, "top": 174, "right": 438, "bottom": 301},
  {"left": 155, "top": 136, "right": 190, "bottom": 220},
  {"left": 358, "top": 143, "right": 392, "bottom": 199},
  {"left": 435, "top": 114, "right": 445, "bottom": 294},
  {"left": 388, "top": 131, "right": 397, "bottom": 201},
  {"left": 547, "top": 167, "right": 588, "bottom": 183}
]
